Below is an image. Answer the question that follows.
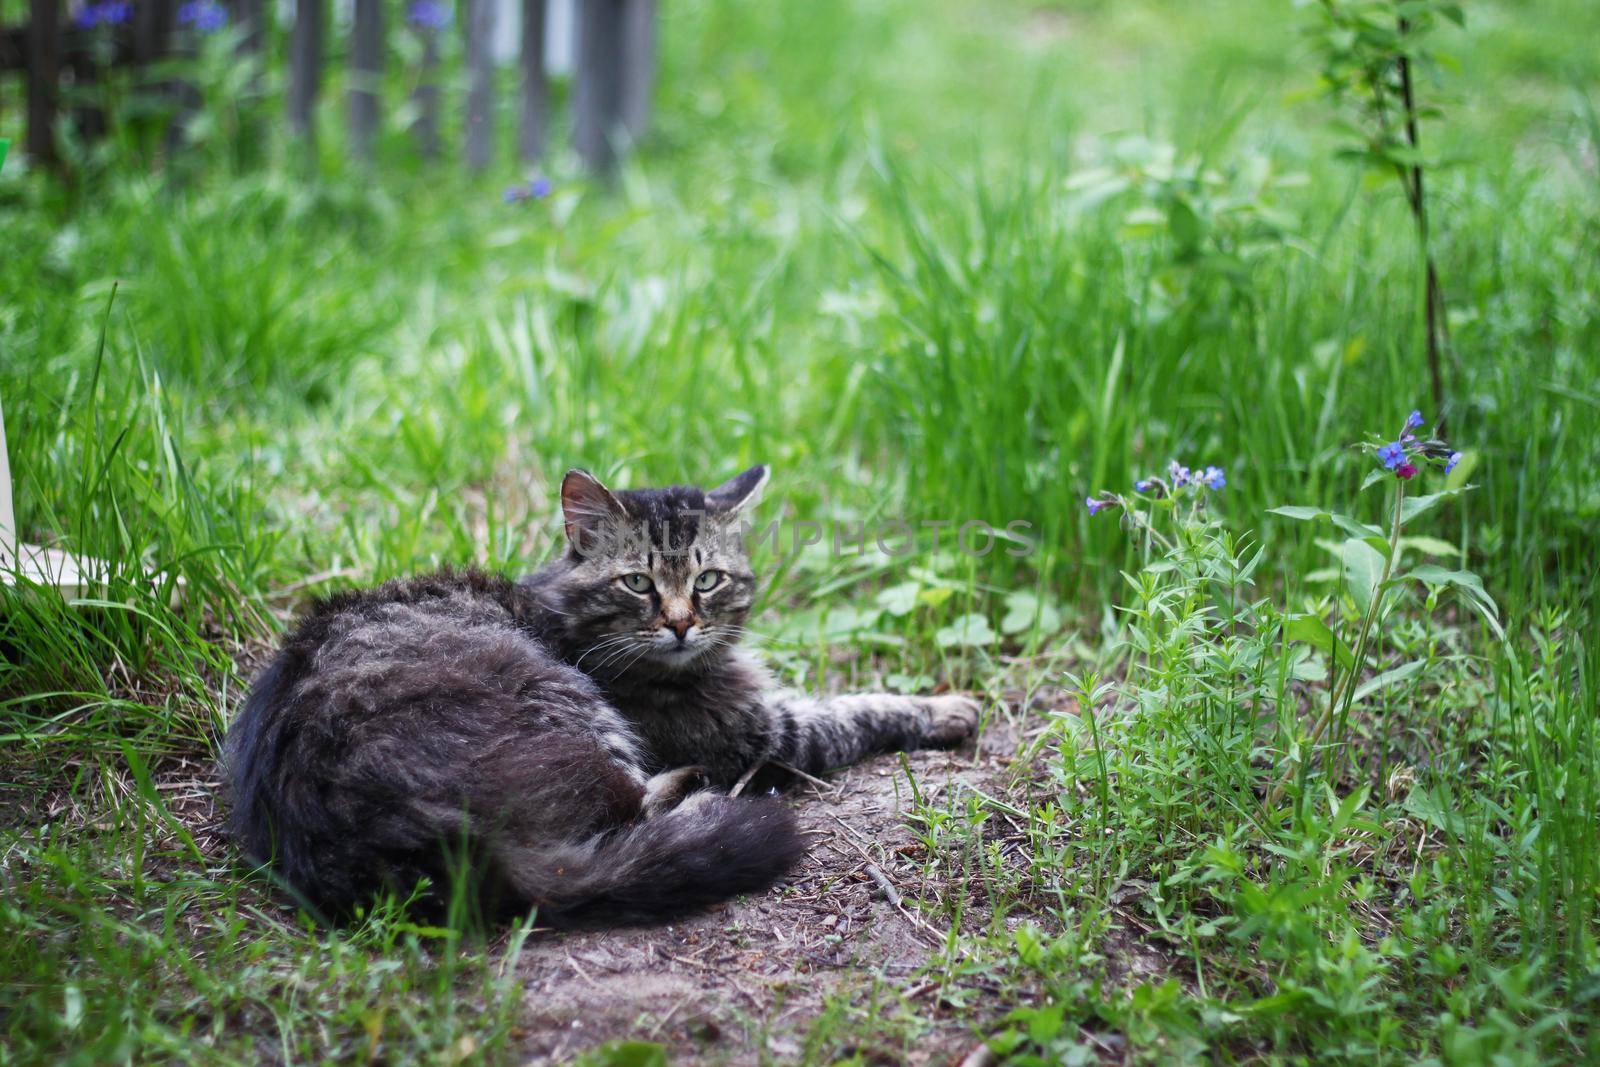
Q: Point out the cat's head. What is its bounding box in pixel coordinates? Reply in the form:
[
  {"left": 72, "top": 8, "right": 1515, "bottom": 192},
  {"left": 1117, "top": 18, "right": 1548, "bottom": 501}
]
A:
[{"left": 542, "top": 465, "right": 769, "bottom": 672}]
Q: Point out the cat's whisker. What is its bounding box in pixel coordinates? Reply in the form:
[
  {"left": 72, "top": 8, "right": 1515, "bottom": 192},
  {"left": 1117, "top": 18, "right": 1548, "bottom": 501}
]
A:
[
  {"left": 575, "top": 633, "right": 636, "bottom": 656},
  {"left": 590, "top": 636, "right": 652, "bottom": 674},
  {"left": 574, "top": 643, "right": 634, "bottom": 669},
  {"left": 599, "top": 641, "right": 655, "bottom": 678},
  {"left": 586, "top": 642, "right": 638, "bottom": 673}
]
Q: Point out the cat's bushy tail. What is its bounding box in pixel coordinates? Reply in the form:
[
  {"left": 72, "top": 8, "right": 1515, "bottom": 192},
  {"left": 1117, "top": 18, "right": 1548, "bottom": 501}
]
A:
[{"left": 496, "top": 794, "right": 804, "bottom": 917}]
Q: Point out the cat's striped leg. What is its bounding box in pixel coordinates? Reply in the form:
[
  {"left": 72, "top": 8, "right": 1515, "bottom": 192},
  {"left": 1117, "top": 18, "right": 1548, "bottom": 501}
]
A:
[{"left": 760, "top": 690, "right": 979, "bottom": 776}]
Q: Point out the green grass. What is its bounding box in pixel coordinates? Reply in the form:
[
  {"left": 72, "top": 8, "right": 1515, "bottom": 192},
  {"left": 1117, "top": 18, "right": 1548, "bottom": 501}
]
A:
[{"left": 3, "top": 0, "right": 1599, "bottom": 1061}]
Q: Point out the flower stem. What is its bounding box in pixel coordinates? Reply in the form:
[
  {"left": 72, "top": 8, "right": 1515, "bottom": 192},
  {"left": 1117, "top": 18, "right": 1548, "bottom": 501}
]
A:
[{"left": 1267, "top": 479, "right": 1406, "bottom": 809}]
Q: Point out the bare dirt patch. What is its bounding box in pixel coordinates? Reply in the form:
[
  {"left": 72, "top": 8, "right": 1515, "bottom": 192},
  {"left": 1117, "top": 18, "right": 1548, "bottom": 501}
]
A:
[{"left": 512, "top": 723, "right": 1028, "bottom": 1065}]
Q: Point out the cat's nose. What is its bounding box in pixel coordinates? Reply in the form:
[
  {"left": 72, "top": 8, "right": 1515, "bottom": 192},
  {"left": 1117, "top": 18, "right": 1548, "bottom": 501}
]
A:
[{"left": 667, "top": 619, "right": 693, "bottom": 640}]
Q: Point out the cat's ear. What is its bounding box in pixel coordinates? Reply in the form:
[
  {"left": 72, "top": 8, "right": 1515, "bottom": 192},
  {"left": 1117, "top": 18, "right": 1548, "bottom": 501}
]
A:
[
  {"left": 706, "top": 465, "right": 769, "bottom": 515},
  {"left": 561, "top": 469, "right": 626, "bottom": 555}
]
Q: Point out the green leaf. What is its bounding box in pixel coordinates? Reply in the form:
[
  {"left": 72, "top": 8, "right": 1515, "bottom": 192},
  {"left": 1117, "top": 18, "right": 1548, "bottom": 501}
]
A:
[
  {"left": 1267, "top": 505, "right": 1384, "bottom": 541},
  {"left": 1284, "top": 613, "right": 1356, "bottom": 672},
  {"left": 1000, "top": 591, "right": 1063, "bottom": 636},
  {"left": 885, "top": 672, "right": 935, "bottom": 695},
  {"left": 1026, "top": 1001, "right": 1066, "bottom": 1044},
  {"left": 1398, "top": 535, "right": 1461, "bottom": 558},
  {"left": 1403, "top": 564, "right": 1504, "bottom": 640},
  {"left": 936, "top": 613, "right": 998, "bottom": 649},
  {"left": 1349, "top": 659, "right": 1426, "bottom": 704},
  {"left": 1327, "top": 784, "right": 1370, "bottom": 837},
  {"left": 1328, "top": 537, "right": 1387, "bottom": 615},
  {"left": 1400, "top": 485, "right": 1473, "bottom": 523},
  {"left": 875, "top": 581, "right": 922, "bottom": 617},
  {"left": 1404, "top": 785, "right": 1467, "bottom": 837},
  {"left": 572, "top": 1041, "right": 670, "bottom": 1067},
  {"left": 1166, "top": 194, "right": 1205, "bottom": 253},
  {"left": 1444, "top": 449, "right": 1479, "bottom": 489},
  {"left": 820, "top": 605, "right": 883, "bottom": 638}
]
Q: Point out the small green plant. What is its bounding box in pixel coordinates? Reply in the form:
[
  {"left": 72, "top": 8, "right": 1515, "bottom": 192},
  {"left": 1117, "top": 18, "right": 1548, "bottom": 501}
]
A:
[
  {"left": 1301, "top": 0, "right": 1465, "bottom": 426},
  {"left": 1087, "top": 412, "right": 1494, "bottom": 810},
  {"left": 1265, "top": 410, "right": 1491, "bottom": 804}
]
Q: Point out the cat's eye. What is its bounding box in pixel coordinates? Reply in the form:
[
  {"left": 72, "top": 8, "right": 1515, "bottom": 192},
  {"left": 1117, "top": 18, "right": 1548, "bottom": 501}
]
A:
[
  {"left": 693, "top": 570, "right": 724, "bottom": 593},
  {"left": 619, "top": 573, "right": 654, "bottom": 594}
]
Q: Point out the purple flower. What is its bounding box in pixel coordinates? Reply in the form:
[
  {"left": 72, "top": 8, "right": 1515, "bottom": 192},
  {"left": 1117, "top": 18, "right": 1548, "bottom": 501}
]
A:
[
  {"left": 407, "top": 0, "right": 451, "bottom": 30},
  {"left": 1167, "top": 461, "right": 1192, "bottom": 488},
  {"left": 1134, "top": 478, "right": 1156, "bottom": 493},
  {"left": 1396, "top": 462, "right": 1418, "bottom": 481},
  {"left": 1086, "top": 495, "right": 1111, "bottom": 516},
  {"left": 1201, "top": 465, "right": 1226, "bottom": 491},
  {"left": 1377, "top": 441, "right": 1406, "bottom": 470},
  {"left": 1405, "top": 410, "right": 1425, "bottom": 431},
  {"left": 178, "top": 0, "right": 227, "bottom": 32},
  {"left": 75, "top": 1, "right": 132, "bottom": 28},
  {"left": 1444, "top": 451, "right": 1461, "bottom": 475},
  {"left": 505, "top": 176, "right": 553, "bottom": 203}
]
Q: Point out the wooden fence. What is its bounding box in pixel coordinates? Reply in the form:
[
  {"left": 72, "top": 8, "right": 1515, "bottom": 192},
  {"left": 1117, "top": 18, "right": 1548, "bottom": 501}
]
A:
[{"left": 0, "top": 0, "right": 656, "bottom": 172}]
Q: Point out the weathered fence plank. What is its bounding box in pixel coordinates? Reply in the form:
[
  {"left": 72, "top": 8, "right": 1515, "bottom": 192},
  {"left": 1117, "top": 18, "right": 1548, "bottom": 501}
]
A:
[
  {"left": 620, "top": 0, "right": 654, "bottom": 142},
  {"left": 288, "top": 0, "right": 323, "bottom": 140},
  {"left": 574, "top": 0, "right": 623, "bottom": 173},
  {"left": 349, "top": 0, "right": 383, "bottom": 161},
  {"left": 236, "top": 0, "right": 265, "bottom": 54},
  {"left": 132, "top": 0, "right": 173, "bottom": 64},
  {"left": 25, "top": 0, "right": 60, "bottom": 164},
  {"left": 8, "top": 0, "right": 658, "bottom": 174},
  {"left": 412, "top": 27, "right": 441, "bottom": 160},
  {"left": 518, "top": 0, "right": 547, "bottom": 162},
  {"left": 466, "top": 0, "right": 496, "bottom": 170}
]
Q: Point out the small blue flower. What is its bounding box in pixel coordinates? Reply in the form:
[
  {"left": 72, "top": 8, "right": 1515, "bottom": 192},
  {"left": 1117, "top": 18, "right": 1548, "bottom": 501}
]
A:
[
  {"left": 505, "top": 176, "right": 554, "bottom": 204},
  {"left": 407, "top": 0, "right": 451, "bottom": 30},
  {"left": 1134, "top": 478, "right": 1156, "bottom": 493},
  {"left": 178, "top": 0, "right": 227, "bottom": 32},
  {"left": 1086, "top": 495, "right": 1111, "bottom": 516},
  {"left": 1444, "top": 451, "right": 1462, "bottom": 475},
  {"left": 1201, "top": 465, "right": 1226, "bottom": 490},
  {"left": 75, "top": 1, "right": 131, "bottom": 28},
  {"left": 1405, "top": 410, "right": 1425, "bottom": 431},
  {"left": 1167, "top": 461, "right": 1192, "bottom": 488},
  {"left": 1377, "top": 441, "right": 1406, "bottom": 470}
]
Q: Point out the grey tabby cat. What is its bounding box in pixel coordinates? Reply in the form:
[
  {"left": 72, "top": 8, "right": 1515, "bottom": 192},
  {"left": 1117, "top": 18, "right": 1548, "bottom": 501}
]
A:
[{"left": 225, "top": 465, "right": 979, "bottom": 919}]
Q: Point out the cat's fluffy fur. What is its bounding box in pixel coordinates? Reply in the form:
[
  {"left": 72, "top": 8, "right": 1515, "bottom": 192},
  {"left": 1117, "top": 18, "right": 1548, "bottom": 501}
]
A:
[{"left": 225, "top": 466, "right": 978, "bottom": 918}]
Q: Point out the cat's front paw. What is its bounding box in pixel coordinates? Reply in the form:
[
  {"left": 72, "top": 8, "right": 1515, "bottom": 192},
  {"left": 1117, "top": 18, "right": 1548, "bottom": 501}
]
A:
[{"left": 920, "top": 694, "right": 981, "bottom": 748}]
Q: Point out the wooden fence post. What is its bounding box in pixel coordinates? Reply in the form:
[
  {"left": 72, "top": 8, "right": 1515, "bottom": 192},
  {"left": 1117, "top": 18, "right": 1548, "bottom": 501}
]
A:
[
  {"left": 619, "top": 0, "right": 654, "bottom": 142},
  {"left": 66, "top": 30, "right": 106, "bottom": 146},
  {"left": 288, "top": 0, "right": 323, "bottom": 141},
  {"left": 518, "top": 0, "right": 547, "bottom": 162},
  {"left": 574, "top": 0, "right": 623, "bottom": 173},
  {"left": 350, "top": 0, "right": 383, "bottom": 161},
  {"left": 412, "top": 27, "right": 441, "bottom": 160},
  {"left": 25, "top": 0, "right": 60, "bottom": 166},
  {"left": 236, "top": 0, "right": 266, "bottom": 54},
  {"left": 132, "top": 0, "right": 174, "bottom": 64},
  {"left": 466, "top": 0, "right": 496, "bottom": 171}
]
